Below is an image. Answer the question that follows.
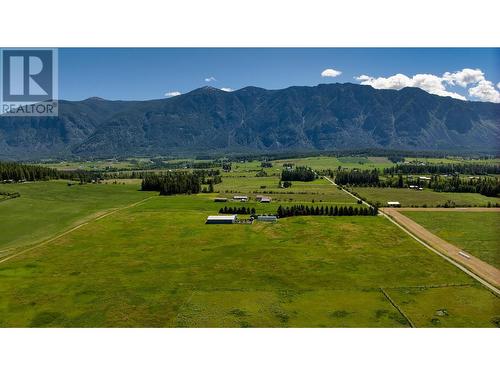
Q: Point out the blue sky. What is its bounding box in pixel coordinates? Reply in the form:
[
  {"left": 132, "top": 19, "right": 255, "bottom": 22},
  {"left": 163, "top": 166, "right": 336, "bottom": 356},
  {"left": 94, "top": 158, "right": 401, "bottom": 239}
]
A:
[{"left": 59, "top": 48, "right": 500, "bottom": 102}]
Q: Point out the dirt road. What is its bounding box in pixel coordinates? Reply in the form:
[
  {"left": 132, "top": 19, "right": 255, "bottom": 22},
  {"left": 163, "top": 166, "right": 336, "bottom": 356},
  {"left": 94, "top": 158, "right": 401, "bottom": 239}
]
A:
[
  {"left": 381, "top": 207, "right": 500, "bottom": 290},
  {"left": 388, "top": 207, "right": 500, "bottom": 212}
]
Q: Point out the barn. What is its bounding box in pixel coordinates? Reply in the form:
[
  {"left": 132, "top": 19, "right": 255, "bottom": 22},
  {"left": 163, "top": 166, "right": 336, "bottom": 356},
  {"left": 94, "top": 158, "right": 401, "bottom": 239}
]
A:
[
  {"left": 205, "top": 215, "right": 237, "bottom": 224},
  {"left": 387, "top": 201, "right": 401, "bottom": 207}
]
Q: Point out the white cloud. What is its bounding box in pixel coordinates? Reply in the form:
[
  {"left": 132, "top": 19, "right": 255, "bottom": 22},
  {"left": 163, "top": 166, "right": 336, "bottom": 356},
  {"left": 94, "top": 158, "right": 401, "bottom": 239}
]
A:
[
  {"left": 321, "top": 68, "right": 342, "bottom": 78},
  {"left": 355, "top": 73, "right": 466, "bottom": 100},
  {"left": 220, "top": 87, "right": 234, "bottom": 92},
  {"left": 164, "top": 91, "right": 181, "bottom": 97},
  {"left": 204, "top": 76, "right": 217, "bottom": 82},
  {"left": 443, "top": 68, "right": 485, "bottom": 87},
  {"left": 497, "top": 82, "right": 500, "bottom": 90},
  {"left": 468, "top": 80, "right": 500, "bottom": 103}
]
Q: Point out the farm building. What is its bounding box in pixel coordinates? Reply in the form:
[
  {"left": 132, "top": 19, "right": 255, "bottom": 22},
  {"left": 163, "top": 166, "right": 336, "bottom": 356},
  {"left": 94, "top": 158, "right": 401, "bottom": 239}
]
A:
[
  {"left": 387, "top": 201, "right": 401, "bottom": 207},
  {"left": 205, "top": 215, "right": 237, "bottom": 224},
  {"left": 419, "top": 176, "right": 431, "bottom": 181},
  {"left": 233, "top": 195, "right": 248, "bottom": 202},
  {"left": 257, "top": 215, "right": 277, "bottom": 222},
  {"left": 256, "top": 195, "right": 271, "bottom": 203},
  {"left": 214, "top": 197, "right": 228, "bottom": 202}
]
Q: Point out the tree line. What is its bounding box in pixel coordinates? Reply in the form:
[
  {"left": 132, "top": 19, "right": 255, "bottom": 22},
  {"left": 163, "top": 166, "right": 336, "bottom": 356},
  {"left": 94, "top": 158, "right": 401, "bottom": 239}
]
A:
[
  {"left": 335, "top": 169, "right": 380, "bottom": 186},
  {"left": 384, "top": 163, "right": 500, "bottom": 175},
  {"left": 218, "top": 206, "right": 256, "bottom": 215},
  {"left": 429, "top": 175, "right": 499, "bottom": 197},
  {"left": 0, "top": 161, "right": 101, "bottom": 183},
  {"left": 281, "top": 166, "right": 316, "bottom": 182},
  {"left": 141, "top": 172, "right": 201, "bottom": 195},
  {"left": 276, "top": 204, "right": 378, "bottom": 217}
]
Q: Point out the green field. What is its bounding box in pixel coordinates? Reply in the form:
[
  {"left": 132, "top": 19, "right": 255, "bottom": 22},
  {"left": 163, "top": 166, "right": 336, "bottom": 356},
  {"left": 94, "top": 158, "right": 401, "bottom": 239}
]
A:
[
  {"left": 350, "top": 187, "right": 500, "bottom": 207},
  {"left": 402, "top": 211, "right": 500, "bottom": 269},
  {"left": 0, "top": 180, "right": 498, "bottom": 327},
  {"left": 0, "top": 180, "right": 155, "bottom": 251}
]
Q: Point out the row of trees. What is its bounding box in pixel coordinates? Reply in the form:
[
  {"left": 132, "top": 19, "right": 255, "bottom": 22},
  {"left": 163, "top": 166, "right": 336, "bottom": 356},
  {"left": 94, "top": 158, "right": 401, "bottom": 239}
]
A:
[
  {"left": 335, "top": 169, "right": 380, "bottom": 186},
  {"left": 0, "top": 161, "right": 102, "bottom": 183},
  {"left": 429, "top": 175, "right": 499, "bottom": 197},
  {"left": 384, "top": 163, "right": 500, "bottom": 175},
  {"left": 0, "top": 161, "right": 60, "bottom": 181},
  {"left": 281, "top": 166, "right": 316, "bottom": 181},
  {"left": 276, "top": 204, "right": 378, "bottom": 217},
  {"left": 218, "top": 206, "right": 256, "bottom": 215},
  {"left": 141, "top": 172, "right": 201, "bottom": 195}
]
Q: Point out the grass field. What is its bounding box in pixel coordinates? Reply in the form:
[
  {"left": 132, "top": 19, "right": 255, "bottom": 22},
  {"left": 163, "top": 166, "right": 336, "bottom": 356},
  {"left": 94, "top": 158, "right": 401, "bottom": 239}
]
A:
[
  {"left": 401, "top": 211, "right": 500, "bottom": 269},
  {"left": 350, "top": 187, "right": 500, "bottom": 207},
  {"left": 0, "top": 181, "right": 498, "bottom": 327},
  {"left": 0, "top": 180, "right": 155, "bottom": 251}
]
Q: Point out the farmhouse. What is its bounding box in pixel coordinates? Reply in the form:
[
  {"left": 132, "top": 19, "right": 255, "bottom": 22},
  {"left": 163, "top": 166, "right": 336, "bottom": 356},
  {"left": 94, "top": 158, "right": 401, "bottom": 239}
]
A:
[
  {"left": 387, "top": 201, "right": 401, "bottom": 207},
  {"left": 233, "top": 195, "right": 248, "bottom": 202},
  {"left": 257, "top": 215, "right": 277, "bottom": 222},
  {"left": 205, "top": 215, "right": 237, "bottom": 224},
  {"left": 213, "top": 197, "right": 228, "bottom": 202}
]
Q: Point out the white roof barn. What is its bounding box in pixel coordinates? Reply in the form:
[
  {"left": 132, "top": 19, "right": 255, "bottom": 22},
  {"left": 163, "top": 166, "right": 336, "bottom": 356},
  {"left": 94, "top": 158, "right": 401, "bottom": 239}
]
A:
[{"left": 206, "top": 215, "right": 237, "bottom": 224}]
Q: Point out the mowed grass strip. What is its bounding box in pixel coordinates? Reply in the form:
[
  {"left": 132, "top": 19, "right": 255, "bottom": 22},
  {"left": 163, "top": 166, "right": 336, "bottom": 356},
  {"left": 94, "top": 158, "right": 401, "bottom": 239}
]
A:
[
  {"left": 350, "top": 187, "right": 500, "bottom": 207},
  {"left": 1, "top": 194, "right": 494, "bottom": 327},
  {"left": 401, "top": 211, "right": 500, "bottom": 269}
]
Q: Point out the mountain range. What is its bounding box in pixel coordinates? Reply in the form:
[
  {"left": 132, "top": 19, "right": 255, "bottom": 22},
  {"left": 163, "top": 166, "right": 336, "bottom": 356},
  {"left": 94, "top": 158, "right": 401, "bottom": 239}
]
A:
[{"left": 1, "top": 83, "right": 499, "bottom": 160}]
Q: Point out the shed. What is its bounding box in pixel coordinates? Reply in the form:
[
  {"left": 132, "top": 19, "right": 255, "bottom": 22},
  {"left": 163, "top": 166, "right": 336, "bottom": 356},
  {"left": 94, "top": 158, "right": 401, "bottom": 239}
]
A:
[
  {"left": 419, "top": 176, "right": 431, "bottom": 181},
  {"left": 233, "top": 195, "right": 248, "bottom": 202},
  {"left": 205, "top": 215, "right": 237, "bottom": 224},
  {"left": 214, "top": 197, "right": 228, "bottom": 202},
  {"left": 260, "top": 196, "right": 271, "bottom": 203},
  {"left": 387, "top": 201, "right": 401, "bottom": 207},
  {"left": 257, "top": 215, "right": 277, "bottom": 222}
]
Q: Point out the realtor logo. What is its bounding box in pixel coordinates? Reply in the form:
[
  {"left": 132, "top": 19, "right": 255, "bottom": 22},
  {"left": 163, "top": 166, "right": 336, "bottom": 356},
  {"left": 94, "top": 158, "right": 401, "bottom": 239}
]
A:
[{"left": 1, "top": 48, "right": 58, "bottom": 116}]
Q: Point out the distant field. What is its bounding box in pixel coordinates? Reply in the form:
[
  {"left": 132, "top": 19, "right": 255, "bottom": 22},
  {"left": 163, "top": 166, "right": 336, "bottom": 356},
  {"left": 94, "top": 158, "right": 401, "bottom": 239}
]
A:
[
  {"left": 217, "top": 175, "right": 357, "bottom": 204},
  {"left": 350, "top": 187, "right": 500, "bottom": 207},
  {"left": 402, "top": 211, "right": 500, "bottom": 269},
  {"left": 405, "top": 157, "right": 500, "bottom": 165},
  {"left": 0, "top": 184, "right": 498, "bottom": 327},
  {"left": 272, "top": 156, "right": 394, "bottom": 170}
]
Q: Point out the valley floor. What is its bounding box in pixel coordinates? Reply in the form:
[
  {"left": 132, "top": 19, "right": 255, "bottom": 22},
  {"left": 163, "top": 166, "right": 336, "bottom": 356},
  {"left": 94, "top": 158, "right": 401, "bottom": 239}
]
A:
[{"left": 0, "top": 180, "right": 498, "bottom": 327}]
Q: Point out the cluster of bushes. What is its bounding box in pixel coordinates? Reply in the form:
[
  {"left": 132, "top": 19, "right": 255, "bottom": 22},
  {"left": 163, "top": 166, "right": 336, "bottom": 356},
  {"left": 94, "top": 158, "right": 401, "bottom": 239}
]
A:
[
  {"left": 219, "top": 206, "right": 256, "bottom": 215},
  {"left": 281, "top": 166, "right": 316, "bottom": 182},
  {"left": 260, "top": 161, "right": 273, "bottom": 168},
  {"left": 0, "top": 191, "right": 21, "bottom": 200},
  {"left": 276, "top": 204, "right": 377, "bottom": 218},
  {"left": 141, "top": 172, "right": 201, "bottom": 195},
  {"left": 335, "top": 169, "right": 380, "bottom": 186}
]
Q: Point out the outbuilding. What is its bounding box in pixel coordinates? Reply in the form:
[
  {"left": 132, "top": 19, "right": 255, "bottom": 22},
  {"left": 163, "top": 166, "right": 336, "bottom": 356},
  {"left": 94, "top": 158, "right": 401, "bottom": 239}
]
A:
[
  {"left": 419, "top": 176, "right": 431, "bottom": 181},
  {"left": 257, "top": 215, "right": 277, "bottom": 222},
  {"left": 214, "top": 197, "right": 228, "bottom": 202},
  {"left": 205, "top": 215, "right": 237, "bottom": 224},
  {"left": 233, "top": 195, "right": 248, "bottom": 202},
  {"left": 387, "top": 201, "right": 401, "bottom": 207},
  {"left": 260, "top": 196, "right": 271, "bottom": 203}
]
